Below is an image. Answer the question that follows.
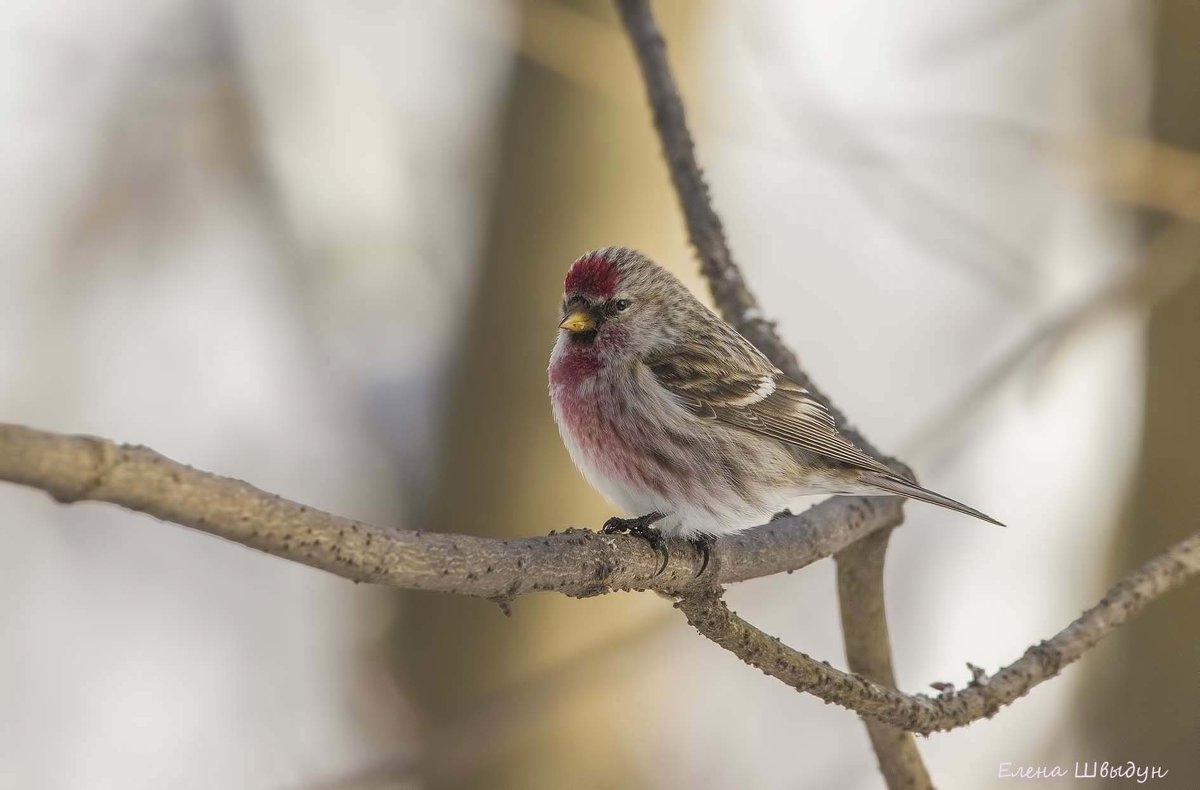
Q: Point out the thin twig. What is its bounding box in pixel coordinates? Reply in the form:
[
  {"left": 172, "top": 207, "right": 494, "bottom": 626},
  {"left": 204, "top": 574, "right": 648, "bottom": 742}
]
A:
[
  {"left": 904, "top": 219, "right": 1200, "bottom": 465},
  {"left": 677, "top": 530, "right": 1200, "bottom": 734},
  {"left": 0, "top": 422, "right": 900, "bottom": 601}
]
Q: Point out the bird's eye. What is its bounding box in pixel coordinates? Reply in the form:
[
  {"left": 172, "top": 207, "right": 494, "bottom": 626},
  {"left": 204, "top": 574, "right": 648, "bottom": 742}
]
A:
[{"left": 614, "top": 299, "right": 630, "bottom": 312}]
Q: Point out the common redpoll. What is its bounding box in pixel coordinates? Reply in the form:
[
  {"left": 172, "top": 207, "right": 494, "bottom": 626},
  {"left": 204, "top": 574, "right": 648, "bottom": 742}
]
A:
[{"left": 548, "top": 247, "right": 1001, "bottom": 545}]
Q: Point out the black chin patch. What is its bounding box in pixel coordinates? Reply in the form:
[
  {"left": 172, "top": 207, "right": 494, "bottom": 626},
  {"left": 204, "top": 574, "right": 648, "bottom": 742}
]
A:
[{"left": 568, "top": 329, "right": 599, "bottom": 344}]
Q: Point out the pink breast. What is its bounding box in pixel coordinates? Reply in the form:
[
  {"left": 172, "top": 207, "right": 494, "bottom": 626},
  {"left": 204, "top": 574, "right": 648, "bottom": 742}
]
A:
[
  {"left": 550, "top": 355, "right": 616, "bottom": 459},
  {"left": 550, "top": 353, "right": 670, "bottom": 497}
]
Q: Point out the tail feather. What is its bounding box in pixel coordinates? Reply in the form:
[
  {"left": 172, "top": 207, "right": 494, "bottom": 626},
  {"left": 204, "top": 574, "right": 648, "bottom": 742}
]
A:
[{"left": 860, "top": 471, "right": 1004, "bottom": 526}]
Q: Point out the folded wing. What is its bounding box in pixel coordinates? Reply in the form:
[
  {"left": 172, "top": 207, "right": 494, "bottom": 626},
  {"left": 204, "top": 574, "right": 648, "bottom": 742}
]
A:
[{"left": 645, "top": 341, "right": 893, "bottom": 476}]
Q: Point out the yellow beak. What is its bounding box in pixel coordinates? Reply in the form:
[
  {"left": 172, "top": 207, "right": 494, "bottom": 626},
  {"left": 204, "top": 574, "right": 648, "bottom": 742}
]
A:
[{"left": 558, "top": 310, "right": 596, "bottom": 333}]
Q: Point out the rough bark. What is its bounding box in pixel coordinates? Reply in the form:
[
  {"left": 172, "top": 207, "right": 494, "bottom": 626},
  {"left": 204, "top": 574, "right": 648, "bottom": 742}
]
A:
[
  {"left": 0, "top": 424, "right": 899, "bottom": 600},
  {"left": 677, "top": 530, "right": 1200, "bottom": 735}
]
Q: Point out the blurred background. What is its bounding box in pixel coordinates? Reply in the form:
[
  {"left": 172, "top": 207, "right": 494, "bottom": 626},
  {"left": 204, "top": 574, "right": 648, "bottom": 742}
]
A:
[{"left": 1, "top": 0, "right": 1196, "bottom": 787}]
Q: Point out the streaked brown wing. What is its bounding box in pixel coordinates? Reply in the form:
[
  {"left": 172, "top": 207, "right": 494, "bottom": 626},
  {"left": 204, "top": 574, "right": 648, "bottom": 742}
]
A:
[{"left": 646, "top": 344, "right": 892, "bottom": 475}]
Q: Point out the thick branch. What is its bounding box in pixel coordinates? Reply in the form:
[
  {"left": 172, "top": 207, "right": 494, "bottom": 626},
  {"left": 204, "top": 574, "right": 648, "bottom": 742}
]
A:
[
  {"left": 678, "top": 530, "right": 1200, "bottom": 734},
  {"left": 0, "top": 422, "right": 900, "bottom": 600}
]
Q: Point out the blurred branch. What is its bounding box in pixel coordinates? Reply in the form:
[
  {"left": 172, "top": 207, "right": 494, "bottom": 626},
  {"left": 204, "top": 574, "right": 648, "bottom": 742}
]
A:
[
  {"left": 678, "top": 530, "right": 1200, "bottom": 734},
  {"left": 913, "top": 0, "right": 1063, "bottom": 70},
  {"left": 744, "top": 15, "right": 1035, "bottom": 302},
  {"left": 613, "top": 0, "right": 924, "bottom": 786},
  {"left": 1064, "top": 136, "right": 1200, "bottom": 221},
  {"left": 0, "top": 422, "right": 901, "bottom": 601},
  {"left": 904, "top": 218, "right": 1200, "bottom": 464}
]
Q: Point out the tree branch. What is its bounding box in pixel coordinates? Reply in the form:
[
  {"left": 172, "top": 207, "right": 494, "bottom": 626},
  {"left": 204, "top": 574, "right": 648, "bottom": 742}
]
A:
[
  {"left": 0, "top": 5, "right": 1183, "bottom": 782},
  {"left": 0, "top": 422, "right": 900, "bottom": 601},
  {"left": 6, "top": 417, "right": 1196, "bottom": 737},
  {"left": 613, "top": 1, "right": 926, "bottom": 784},
  {"left": 837, "top": 531, "right": 932, "bottom": 787},
  {"left": 677, "top": 530, "right": 1200, "bottom": 734},
  {"left": 612, "top": 0, "right": 887, "bottom": 461}
]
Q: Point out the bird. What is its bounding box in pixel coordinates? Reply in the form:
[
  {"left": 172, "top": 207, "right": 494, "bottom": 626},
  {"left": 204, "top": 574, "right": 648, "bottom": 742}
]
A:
[{"left": 547, "top": 247, "right": 1002, "bottom": 565}]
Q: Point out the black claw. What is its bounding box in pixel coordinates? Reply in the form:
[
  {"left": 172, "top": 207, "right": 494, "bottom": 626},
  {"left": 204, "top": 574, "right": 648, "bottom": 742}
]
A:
[
  {"left": 602, "top": 512, "right": 665, "bottom": 534},
  {"left": 770, "top": 508, "right": 795, "bottom": 522},
  {"left": 602, "top": 512, "right": 668, "bottom": 575},
  {"left": 688, "top": 534, "right": 716, "bottom": 577}
]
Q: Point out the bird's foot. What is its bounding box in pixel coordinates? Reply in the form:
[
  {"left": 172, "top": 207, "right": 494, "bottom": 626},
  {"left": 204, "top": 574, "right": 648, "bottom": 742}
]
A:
[
  {"left": 770, "top": 508, "right": 795, "bottom": 522},
  {"left": 688, "top": 533, "right": 716, "bottom": 578},
  {"left": 602, "top": 512, "right": 668, "bottom": 576}
]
